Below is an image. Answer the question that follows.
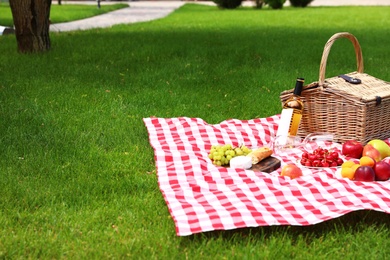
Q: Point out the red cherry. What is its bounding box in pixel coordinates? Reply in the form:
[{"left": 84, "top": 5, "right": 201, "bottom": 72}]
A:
[
  {"left": 312, "top": 160, "right": 321, "bottom": 167},
  {"left": 305, "top": 161, "right": 312, "bottom": 167},
  {"left": 330, "top": 161, "right": 338, "bottom": 167},
  {"left": 331, "top": 152, "right": 339, "bottom": 160},
  {"left": 321, "top": 159, "right": 329, "bottom": 167},
  {"left": 326, "top": 155, "right": 333, "bottom": 161},
  {"left": 337, "top": 158, "right": 344, "bottom": 165},
  {"left": 308, "top": 154, "right": 316, "bottom": 161}
]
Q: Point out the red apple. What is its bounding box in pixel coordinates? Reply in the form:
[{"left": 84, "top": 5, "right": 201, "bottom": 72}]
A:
[
  {"left": 383, "top": 158, "right": 390, "bottom": 165},
  {"left": 373, "top": 161, "right": 390, "bottom": 181},
  {"left": 342, "top": 140, "right": 364, "bottom": 159},
  {"left": 354, "top": 166, "right": 376, "bottom": 182},
  {"left": 362, "top": 144, "right": 381, "bottom": 162}
]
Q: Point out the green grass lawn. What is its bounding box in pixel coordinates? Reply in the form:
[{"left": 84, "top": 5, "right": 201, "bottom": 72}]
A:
[
  {"left": 0, "top": 3, "right": 129, "bottom": 27},
  {"left": 1, "top": 3, "right": 390, "bottom": 259}
]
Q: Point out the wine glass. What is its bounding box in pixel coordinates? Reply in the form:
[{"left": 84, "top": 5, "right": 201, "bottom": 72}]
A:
[
  {"left": 302, "top": 132, "right": 334, "bottom": 153},
  {"left": 272, "top": 132, "right": 335, "bottom": 155},
  {"left": 272, "top": 135, "right": 305, "bottom": 155}
]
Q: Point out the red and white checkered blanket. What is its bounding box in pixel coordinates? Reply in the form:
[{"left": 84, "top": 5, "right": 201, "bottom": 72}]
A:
[{"left": 143, "top": 115, "right": 390, "bottom": 236}]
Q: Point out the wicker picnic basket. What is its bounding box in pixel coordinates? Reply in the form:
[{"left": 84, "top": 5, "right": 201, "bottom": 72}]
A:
[{"left": 280, "top": 32, "right": 390, "bottom": 145}]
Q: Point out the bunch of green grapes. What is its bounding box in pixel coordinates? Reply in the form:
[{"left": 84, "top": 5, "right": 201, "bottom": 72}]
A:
[{"left": 208, "top": 144, "right": 252, "bottom": 166}]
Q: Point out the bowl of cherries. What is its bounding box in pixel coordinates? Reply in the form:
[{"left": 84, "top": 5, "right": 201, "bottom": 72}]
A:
[{"left": 300, "top": 147, "right": 344, "bottom": 168}]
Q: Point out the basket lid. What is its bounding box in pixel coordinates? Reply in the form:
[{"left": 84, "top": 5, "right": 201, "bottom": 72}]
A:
[
  {"left": 281, "top": 33, "right": 390, "bottom": 104},
  {"left": 323, "top": 72, "right": 390, "bottom": 103}
]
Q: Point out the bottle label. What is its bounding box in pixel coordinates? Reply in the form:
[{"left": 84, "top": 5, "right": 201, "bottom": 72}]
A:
[
  {"left": 276, "top": 108, "right": 294, "bottom": 140},
  {"left": 289, "top": 113, "right": 302, "bottom": 136}
]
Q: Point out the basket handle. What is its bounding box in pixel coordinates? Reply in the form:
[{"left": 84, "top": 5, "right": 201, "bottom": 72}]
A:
[{"left": 319, "top": 32, "right": 364, "bottom": 86}]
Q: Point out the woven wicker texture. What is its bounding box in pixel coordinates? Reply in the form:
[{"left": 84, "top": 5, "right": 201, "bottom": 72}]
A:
[{"left": 280, "top": 32, "right": 390, "bottom": 144}]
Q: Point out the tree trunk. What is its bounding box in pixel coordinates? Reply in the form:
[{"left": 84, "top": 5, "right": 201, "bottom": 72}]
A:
[{"left": 9, "top": 0, "right": 52, "bottom": 53}]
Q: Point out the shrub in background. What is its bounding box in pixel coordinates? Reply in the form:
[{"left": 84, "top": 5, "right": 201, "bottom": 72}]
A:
[
  {"left": 264, "top": 0, "right": 286, "bottom": 9},
  {"left": 289, "top": 0, "right": 314, "bottom": 7},
  {"left": 253, "top": 0, "right": 265, "bottom": 9},
  {"left": 213, "top": 0, "right": 243, "bottom": 9}
]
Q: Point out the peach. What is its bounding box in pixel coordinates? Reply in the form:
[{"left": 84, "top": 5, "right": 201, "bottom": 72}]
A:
[
  {"left": 359, "top": 156, "right": 376, "bottom": 167},
  {"left": 341, "top": 167, "right": 355, "bottom": 180},
  {"left": 342, "top": 160, "right": 356, "bottom": 169},
  {"left": 281, "top": 164, "right": 303, "bottom": 179},
  {"left": 362, "top": 144, "right": 381, "bottom": 162}
]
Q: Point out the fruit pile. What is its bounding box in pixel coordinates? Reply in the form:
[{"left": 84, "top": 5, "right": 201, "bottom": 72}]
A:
[
  {"left": 340, "top": 139, "right": 390, "bottom": 182},
  {"left": 208, "top": 144, "right": 251, "bottom": 166},
  {"left": 207, "top": 138, "right": 390, "bottom": 183},
  {"left": 300, "top": 147, "right": 344, "bottom": 167}
]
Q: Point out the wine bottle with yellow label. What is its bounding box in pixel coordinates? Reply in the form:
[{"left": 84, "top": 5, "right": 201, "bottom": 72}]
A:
[{"left": 282, "top": 78, "right": 304, "bottom": 136}]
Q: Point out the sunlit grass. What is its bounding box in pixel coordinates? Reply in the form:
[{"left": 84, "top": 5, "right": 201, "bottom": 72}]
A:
[{"left": 0, "top": 4, "right": 390, "bottom": 259}]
